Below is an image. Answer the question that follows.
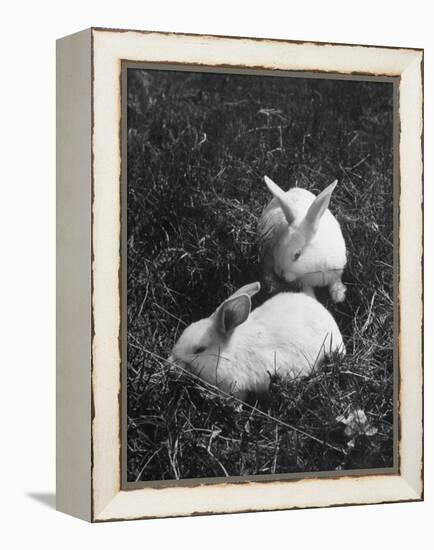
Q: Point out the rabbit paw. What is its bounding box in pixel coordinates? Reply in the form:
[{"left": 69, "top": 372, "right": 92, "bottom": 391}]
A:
[
  {"left": 329, "top": 280, "right": 346, "bottom": 303},
  {"left": 302, "top": 286, "right": 316, "bottom": 299}
]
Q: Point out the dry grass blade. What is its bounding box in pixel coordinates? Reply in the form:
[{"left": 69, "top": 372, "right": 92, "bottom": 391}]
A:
[{"left": 139, "top": 346, "right": 347, "bottom": 455}]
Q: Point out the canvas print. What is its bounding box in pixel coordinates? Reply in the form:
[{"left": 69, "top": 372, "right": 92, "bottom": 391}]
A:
[{"left": 125, "top": 67, "right": 396, "bottom": 483}]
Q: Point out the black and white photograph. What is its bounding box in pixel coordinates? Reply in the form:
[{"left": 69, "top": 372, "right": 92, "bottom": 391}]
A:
[
  {"left": 1, "top": 0, "right": 428, "bottom": 538},
  {"left": 125, "top": 66, "right": 396, "bottom": 484}
]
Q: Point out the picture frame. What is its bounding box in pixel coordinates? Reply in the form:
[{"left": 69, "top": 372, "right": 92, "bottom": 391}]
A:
[{"left": 56, "top": 27, "right": 423, "bottom": 522}]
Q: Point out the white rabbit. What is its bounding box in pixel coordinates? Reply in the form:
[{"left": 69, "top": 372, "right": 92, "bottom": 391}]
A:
[
  {"left": 169, "top": 282, "right": 344, "bottom": 398},
  {"left": 258, "top": 176, "right": 347, "bottom": 302}
]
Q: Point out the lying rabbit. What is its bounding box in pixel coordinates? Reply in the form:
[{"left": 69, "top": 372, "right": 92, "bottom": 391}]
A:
[
  {"left": 169, "top": 282, "right": 344, "bottom": 399},
  {"left": 258, "top": 176, "right": 347, "bottom": 302}
]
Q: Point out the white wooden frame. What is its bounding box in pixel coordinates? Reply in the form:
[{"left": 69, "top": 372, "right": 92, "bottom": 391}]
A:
[{"left": 56, "top": 27, "right": 423, "bottom": 522}]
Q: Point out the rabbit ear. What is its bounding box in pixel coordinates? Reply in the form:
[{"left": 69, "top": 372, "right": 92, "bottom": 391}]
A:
[
  {"left": 304, "top": 180, "right": 338, "bottom": 232},
  {"left": 264, "top": 176, "right": 296, "bottom": 225},
  {"left": 215, "top": 294, "right": 251, "bottom": 335},
  {"left": 229, "top": 281, "right": 261, "bottom": 300}
]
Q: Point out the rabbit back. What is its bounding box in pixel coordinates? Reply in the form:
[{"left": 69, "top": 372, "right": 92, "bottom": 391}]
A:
[{"left": 223, "top": 292, "right": 344, "bottom": 393}]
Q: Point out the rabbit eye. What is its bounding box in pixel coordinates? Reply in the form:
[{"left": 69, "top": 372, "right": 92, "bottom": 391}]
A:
[
  {"left": 193, "top": 346, "right": 206, "bottom": 354},
  {"left": 293, "top": 251, "right": 302, "bottom": 261}
]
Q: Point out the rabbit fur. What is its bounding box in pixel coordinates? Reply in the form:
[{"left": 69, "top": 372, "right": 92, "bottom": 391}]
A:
[
  {"left": 258, "top": 176, "right": 347, "bottom": 302},
  {"left": 169, "top": 282, "right": 345, "bottom": 398}
]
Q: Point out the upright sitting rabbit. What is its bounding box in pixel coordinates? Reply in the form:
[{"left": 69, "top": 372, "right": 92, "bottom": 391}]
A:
[
  {"left": 258, "top": 176, "right": 347, "bottom": 302},
  {"left": 169, "top": 282, "right": 344, "bottom": 398}
]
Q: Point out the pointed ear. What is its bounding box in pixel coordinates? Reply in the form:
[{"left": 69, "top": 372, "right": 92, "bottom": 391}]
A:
[
  {"left": 229, "top": 282, "right": 261, "bottom": 300},
  {"left": 304, "top": 180, "right": 338, "bottom": 232},
  {"left": 264, "top": 175, "right": 296, "bottom": 225},
  {"left": 214, "top": 294, "right": 251, "bottom": 335}
]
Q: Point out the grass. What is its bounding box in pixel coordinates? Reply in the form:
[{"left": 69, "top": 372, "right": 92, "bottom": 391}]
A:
[{"left": 126, "top": 69, "right": 395, "bottom": 482}]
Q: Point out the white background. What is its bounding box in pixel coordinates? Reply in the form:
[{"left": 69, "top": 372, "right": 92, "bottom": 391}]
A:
[{"left": 1, "top": 1, "right": 432, "bottom": 548}]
